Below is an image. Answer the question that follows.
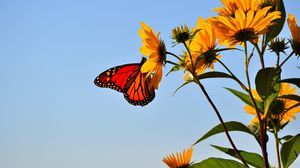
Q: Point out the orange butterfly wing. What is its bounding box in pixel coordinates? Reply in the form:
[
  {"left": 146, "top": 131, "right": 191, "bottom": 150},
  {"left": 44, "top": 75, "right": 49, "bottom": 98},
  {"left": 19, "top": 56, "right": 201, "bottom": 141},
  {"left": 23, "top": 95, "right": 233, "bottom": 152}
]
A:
[
  {"left": 94, "top": 58, "right": 155, "bottom": 106},
  {"left": 94, "top": 63, "right": 141, "bottom": 92},
  {"left": 124, "top": 69, "right": 155, "bottom": 106}
]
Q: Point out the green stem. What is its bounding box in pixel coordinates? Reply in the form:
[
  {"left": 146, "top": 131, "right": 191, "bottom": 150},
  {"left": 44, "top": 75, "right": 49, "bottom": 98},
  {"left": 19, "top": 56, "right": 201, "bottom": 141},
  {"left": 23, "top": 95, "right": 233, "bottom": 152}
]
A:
[
  {"left": 216, "top": 58, "right": 248, "bottom": 92},
  {"left": 166, "top": 51, "right": 182, "bottom": 61},
  {"left": 193, "top": 78, "right": 249, "bottom": 167},
  {"left": 165, "top": 60, "right": 179, "bottom": 66},
  {"left": 182, "top": 44, "right": 248, "bottom": 167},
  {"left": 244, "top": 42, "right": 262, "bottom": 122},
  {"left": 276, "top": 53, "right": 280, "bottom": 66},
  {"left": 280, "top": 51, "right": 294, "bottom": 67},
  {"left": 254, "top": 43, "right": 265, "bottom": 69},
  {"left": 183, "top": 41, "right": 195, "bottom": 73},
  {"left": 274, "top": 127, "right": 282, "bottom": 168},
  {"left": 244, "top": 41, "right": 269, "bottom": 168},
  {"left": 262, "top": 118, "right": 269, "bottom": 168}
]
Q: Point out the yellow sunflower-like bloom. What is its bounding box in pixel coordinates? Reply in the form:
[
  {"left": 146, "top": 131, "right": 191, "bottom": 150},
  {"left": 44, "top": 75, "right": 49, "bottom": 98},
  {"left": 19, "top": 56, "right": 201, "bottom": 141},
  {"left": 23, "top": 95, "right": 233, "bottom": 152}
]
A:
[
  {"left": 162, "top": 147, "right": 193, "bottom": 168},
  {"left": 245, "top": 83, "right": 300, "bottom": 126},
  {"left": 183, "top": 17, "right": 219, "bottom": 81},
  {"left": 210, "top": 7, "right": 281, "bottom": 47},
  {"left": 139, "top": 22, "right": 166, "bottom": 90},
  {"left": 215, "top": 0, "right": 239, "bottom": 17},
  {"left": 287, "top": 14, "right": 300, "bottom": 43},
  {"left": 215, "top": 0, "right": 262, "bottom": 17}
]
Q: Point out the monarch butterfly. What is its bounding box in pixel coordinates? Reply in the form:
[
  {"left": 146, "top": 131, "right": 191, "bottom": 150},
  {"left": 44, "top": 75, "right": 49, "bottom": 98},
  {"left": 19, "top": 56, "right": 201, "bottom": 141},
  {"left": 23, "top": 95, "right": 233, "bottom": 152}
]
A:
[{"left": 94, "top": 58, "right": 155, "bottom": 106}]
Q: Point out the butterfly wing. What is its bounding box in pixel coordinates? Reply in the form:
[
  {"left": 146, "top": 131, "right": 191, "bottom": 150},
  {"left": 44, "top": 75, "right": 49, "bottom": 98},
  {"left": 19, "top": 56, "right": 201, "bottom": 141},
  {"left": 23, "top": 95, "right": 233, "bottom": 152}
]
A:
[
  {"left": 94, "top": 63, "right": 141, "bottom": 92},
  {"left": 94, "top": 58, "right": 155, "bottom": 106},
  {"left": 124, "top": 70, "right": 155, "bottom": 106}
]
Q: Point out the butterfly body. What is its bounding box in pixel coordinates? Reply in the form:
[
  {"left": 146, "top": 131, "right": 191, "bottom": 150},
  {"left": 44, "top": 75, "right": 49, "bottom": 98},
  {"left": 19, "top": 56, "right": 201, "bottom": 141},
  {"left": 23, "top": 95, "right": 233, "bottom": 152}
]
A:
[{"left": 94, "top": 58, "right": 155, "bottom": 106}]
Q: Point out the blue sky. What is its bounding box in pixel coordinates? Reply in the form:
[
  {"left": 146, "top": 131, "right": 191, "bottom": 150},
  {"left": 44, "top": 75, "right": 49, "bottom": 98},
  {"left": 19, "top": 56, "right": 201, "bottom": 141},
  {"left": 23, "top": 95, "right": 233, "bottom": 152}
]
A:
[{"left": 1, "top": 0, "right": 299, "bottom": 168}]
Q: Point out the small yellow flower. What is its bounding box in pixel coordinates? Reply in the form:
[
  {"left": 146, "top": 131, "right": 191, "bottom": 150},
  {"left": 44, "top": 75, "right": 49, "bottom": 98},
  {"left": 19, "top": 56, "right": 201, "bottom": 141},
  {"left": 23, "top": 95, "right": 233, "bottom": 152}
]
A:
[
  {"left": 139, "top": 22, "right": 166, "bottom": 89},
  {"left": 210, "top": 7, "right": 281, "bottom": 47},
  {"left": 245, "top": 83, "right": 300, "bottom": 126},
  {"left": 162, "top": 147, "right": 193, "bottom": 168},
  {"left": 171, "top": 25, "right": 191, "bottom": 45},
  {"left": 183, "top": 17, "right": 219, "bottom": 80}
]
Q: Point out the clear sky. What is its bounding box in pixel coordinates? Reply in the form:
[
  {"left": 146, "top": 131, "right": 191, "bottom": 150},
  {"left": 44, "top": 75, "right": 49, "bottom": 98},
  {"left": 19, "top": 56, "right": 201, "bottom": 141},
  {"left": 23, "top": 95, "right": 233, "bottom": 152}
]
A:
[{"left": 1, "top": 0, "right": 299, "bottom": 168}]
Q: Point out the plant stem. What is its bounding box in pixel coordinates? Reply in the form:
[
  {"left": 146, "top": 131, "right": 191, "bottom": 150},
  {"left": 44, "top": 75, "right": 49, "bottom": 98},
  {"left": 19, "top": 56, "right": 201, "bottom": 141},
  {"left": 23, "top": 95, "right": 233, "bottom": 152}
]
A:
[
  {"left": 193, "top": 78, "right": 249, "bottom": 167},
  {"left": 165, "top": 60, "right": 179, "bottom": 66},
  {"left": 244, "top": 41, "right": 269, "bottom": 168},
  {"left": 244, "top": 42, "right": 262, "bottom": 122},
  {"left": 182, "top": 43, "right": 249, "bottom": 167},
  {"left": 261, "top": 119, "right": 269, "bottom": 168},
  {"left": 183, "top": 41, "right": 195, "bottom": 73},
  {"left": 274, "top": 128, "right": 282, "bottom": 168},
  {"left": 276, "top": 53, "right": 280, "bottom": 66},
  {"left": 166, "top": 51, "right": 182, "bottom": 61},
  {"left": 280, "top": 51, "right": 294, "bottom": 67},
  {"left": 216, "top": 58, "right": 248, "bottom": 92},
  {"left": 254, "top": 43, "right": 265, "bottom": 68}
]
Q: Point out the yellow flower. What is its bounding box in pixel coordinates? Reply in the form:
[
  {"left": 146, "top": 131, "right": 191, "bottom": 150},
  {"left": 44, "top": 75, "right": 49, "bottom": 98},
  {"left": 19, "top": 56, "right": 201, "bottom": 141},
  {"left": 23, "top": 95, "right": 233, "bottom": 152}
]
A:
[
  {"left": 245, "top": 83, "right": 300, "bottom": 126},
  {"left": 215, "top": 0, "right": 238, "bottom": 17},
  {"left": 215, "top": 0, "right": 262, "bottom": 17},
  {"left": 287, "top": 14, "right": 300, "bottom": 43},
  {"left": 210, "top": 7, "right": 281, "bottom": 47},
  {"left": 183, "top": 17, "right": 219, "bottom": 80},
  {"left": 139, "top": 22, "right": 166, "bottom": 90},
  {"left": 287, "top": 14, "right": 300, "bottom": 56},
  {"left": 162, "top": 147, "right": 193, "bottom": 168},
  {"left": 171, "top": 25, "right": 191, "bottom": 45}
]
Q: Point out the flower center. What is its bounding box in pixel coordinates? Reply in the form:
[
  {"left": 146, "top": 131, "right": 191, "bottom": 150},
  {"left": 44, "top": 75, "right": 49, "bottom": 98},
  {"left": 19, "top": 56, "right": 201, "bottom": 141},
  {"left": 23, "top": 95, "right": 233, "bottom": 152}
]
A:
[
  {"left": 178, "top": 164, "right": 190, "bottom": 168},
  {"left": 270, "top": 99, "right": 286, "bottom": 115},
  {"left": 159, "top": 40, "right": 167, "bottom": 62},
  {"left": 232, "top": 28, "right": 256, "bottom": 43},
  {"left": 200, "top": 49, "right": 218, "bottom": 68}
]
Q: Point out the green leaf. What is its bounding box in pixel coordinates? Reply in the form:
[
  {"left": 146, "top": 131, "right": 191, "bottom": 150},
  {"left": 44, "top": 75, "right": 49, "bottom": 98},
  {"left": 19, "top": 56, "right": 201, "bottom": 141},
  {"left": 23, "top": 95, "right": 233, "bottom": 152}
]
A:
[
  {"left": 198, "top": 71, "right": 234, "bottom": 80},
  {"left": 189, "top": 158, "right": 245, "bottom": 168},
  {"left": 225, "top": 87, "right": 263, "bottom": 110},
  {"left": 281, "top": 134, "right": 300, "bottom": 168},
  {"left": 280, "top": 135, "right": 293, "bottom": 142},
  {"left": 278, "top": 94, "right": 300, "bottom": 103},
  {"left": 193, "top": 121, "right": 256, "bottom": 145},
  {"left": 225, "top": 88, "right": 253, "bottom": 105},
  {"left": 280, "top": 78, "right": 300, "bottom": 88},
  {"left": 255, "top": 67, "right": 281, "bottom": 115},
  {"left": 166, "top": 65, "right": 180, "bottom": 76},
  {"left": 173, "top": 81, "right": 191, "bottom": 96},
  {"left": 211, "top": 145, "right": 265, "bottom": 168},
  {"left": 265, "top": 0, "right": 286, "bottom": 43}
]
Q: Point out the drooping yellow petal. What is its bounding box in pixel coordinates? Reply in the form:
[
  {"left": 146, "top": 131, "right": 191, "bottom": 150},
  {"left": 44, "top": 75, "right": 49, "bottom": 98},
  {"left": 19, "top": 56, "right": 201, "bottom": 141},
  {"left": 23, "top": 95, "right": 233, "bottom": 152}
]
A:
[
  {"left": 139, "top": 22, "right": 165, "bottom": 90},
  {"left": 288, "top": 14, "right": 300, "bottom": 43}
]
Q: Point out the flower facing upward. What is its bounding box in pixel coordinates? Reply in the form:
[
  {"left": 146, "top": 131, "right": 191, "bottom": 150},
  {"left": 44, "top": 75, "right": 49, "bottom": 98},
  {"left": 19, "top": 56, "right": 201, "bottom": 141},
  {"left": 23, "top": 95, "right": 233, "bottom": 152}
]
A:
[
  {"left": 244, "top": 83, "right": 300, "bottom": 127},
  {"left": 268, "top": 38, "right": 288, "bottom": 55},
  {"left": 171, "top": 25, "right": 191, "bottom": 45},
  {"left": 209, "top": 7, "right": 281, "bottom": 47},
  {"left": 162, "top": 147, "right": 193, "bottom": 168},
  {"left": 287, "top": 14, "right": 300, "bottom": 56},
  {"left": 215, "top": 0, "right": 262, "bottom": 17},
  {"left": 215, "top": 0, "right": 238, "bottom": 17},
  {"left": 139, "top": 22, "right": 166, "bottom": 89}
]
